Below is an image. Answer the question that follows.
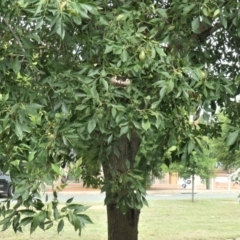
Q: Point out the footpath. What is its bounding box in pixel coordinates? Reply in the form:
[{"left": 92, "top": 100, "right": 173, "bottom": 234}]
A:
[{"left": 46, "top": 181, "right": 240, "bottom": 195}]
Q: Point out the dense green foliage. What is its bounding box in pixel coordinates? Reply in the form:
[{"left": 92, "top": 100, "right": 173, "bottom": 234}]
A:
[
  {"left": 209, "top": 114, "right": 240, "bottom": 170},
  {"left": 1, "top": 0, "right": 240, "bottom": 238}
]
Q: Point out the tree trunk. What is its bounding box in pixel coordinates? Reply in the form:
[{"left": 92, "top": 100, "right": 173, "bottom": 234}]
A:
[
  {"left": 106, "top": 203, "right": 140, "bottom": 240},
  {"left": 102, "top": 131, "right": 141, "bottom": 240}
]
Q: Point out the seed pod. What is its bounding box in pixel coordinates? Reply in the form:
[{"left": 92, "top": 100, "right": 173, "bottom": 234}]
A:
[
  {"left": 139, "top": 50, "right": 146, "bottom": 61},
  {"left": 200, "top": 70, "right": 206, "bottom": 79}
]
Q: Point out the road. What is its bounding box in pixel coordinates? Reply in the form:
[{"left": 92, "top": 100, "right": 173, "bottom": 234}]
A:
[
  {"left": 0, "top": 191, "right": 239, "bottom": 203},
  {"left": 40, "top": 191, "right": 240, "bottom": 203}
]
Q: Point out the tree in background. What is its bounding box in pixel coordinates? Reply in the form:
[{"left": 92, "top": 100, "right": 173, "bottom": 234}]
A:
[
  {"left": 167, "top": 150, "right": 216, "bottom": 184},
  {"left": 210, "top": 114, "right": 240, "bottom": 170},
  {"left": 1, "top": 1, "right": 240, "bottom": 240}
]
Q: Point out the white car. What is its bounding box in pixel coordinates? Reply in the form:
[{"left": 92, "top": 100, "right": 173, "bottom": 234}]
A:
[{"left": 182, "top": 179, "right": 192, "bottom": 188}]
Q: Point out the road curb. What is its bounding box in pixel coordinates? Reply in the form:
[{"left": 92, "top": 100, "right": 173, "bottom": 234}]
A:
[{"left": 43, "top": 189, "right": 240, "bottom": 195}]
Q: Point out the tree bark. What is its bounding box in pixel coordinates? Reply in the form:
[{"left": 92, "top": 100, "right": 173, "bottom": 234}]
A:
[
  {"left": 102, "top": 131, "right": 141, "bottom": 240},
  {"left": 106, "top": 204, "right": 140, "bottom": 240}
]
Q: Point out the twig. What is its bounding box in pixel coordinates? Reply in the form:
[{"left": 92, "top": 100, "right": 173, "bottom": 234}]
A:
[{"left": 2, "top": 17, "right": 25, "bottom": 53}]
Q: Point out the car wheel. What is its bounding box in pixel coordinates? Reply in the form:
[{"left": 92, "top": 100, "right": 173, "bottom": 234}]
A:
[
  {"left": 7, "top": 185, "right": 14, "bottom": 198},
  {"left": 187, "top": 180, "right": 191, "bottom": 184}
]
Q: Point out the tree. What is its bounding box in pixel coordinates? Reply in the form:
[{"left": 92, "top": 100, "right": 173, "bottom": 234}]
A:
[
  {"left": 165, "top": 136, "right": 216, "bottom": 202},
  {"left": 1, "top": 1, "right": 240, "bottom": 240},
  {"left": 167, "top": 146, "right": 216, "bottom": 184},
  {"left": 210, "top": 114, "right": 240, "bottom": 170}
]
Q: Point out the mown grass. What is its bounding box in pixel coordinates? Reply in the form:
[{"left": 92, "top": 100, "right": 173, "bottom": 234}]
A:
[{"left": 1, "top": 199, "right": 240, "bottom": 240}]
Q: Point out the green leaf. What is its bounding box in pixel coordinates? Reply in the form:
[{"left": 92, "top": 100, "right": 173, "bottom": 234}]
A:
[
  {"left": 202, "top": 7, "right": 209, "bottom": 17},
  {"left": 30, "top": 212, "right": 46, "bottom": 234},
  {"left": 151, "top": 47, "right": 156, "bottom": 59},
  {"left": 188, "top": 140, "right": 194, "bottom": 154},
  {"left": 76, "top": 105, "right": 87, "bottom": 111},
  {"left": 142, "top": 196, "right": 148, "bottom": 207},
  {"left": 107, "top": 134, "right": 113, "bottom": 144},
  {"left": 213, "top": 9, "right": 220, "bottom": 18},
  {"left": 191, "top": 17, "right": 200, "bottom": 34},
  {"left": 111, "top": 108, "right": 117, "bottom": 118},
  {"left": 141, "top": 120, "right": 151, "bottom": 131},
  {"left": 183, "top": 4, "right": 196, "bottom": 14},
  {"left": 15, "top": 122, "right": 23, "bottom": 140},
  {"left": 18, "top": 210, "right": 35, "bottom": 216},
  {"left": 12, "top": 58, "right": 21, "bottom": 73},
  {"left": 57, "top": 219, "right": 64, "bottom": 234},
  {"left": 55, "top": 17, "right": 65, "bottom": 39},
  {"left": 81, "top": 3, "right": 98, "bottom": 15},
  {"left": 76, "top": 213, "right": 93, "bottom": 224},
  {"left": 121, "top": 50, "right": 128, "bottom": 62},
  {"left": 51, "top": 164, "right": 61, "bottom": 174},
  {"left": 159, "top": 86, "right": 166, "bottom": 99},
  {"left": 100, "top": 78, "right": 108, "bottom": 91},
  {"left": 54, "top": 208, "right": 60, "bottom": 220},
  {"left": 168, "top": 146, "right": 177, "bottom": 152},
  {"left": 182, "top": 90, "right": 189, "bottom": 99},
  {"left": 35, "top": 18, "right": 44, "bottom": 29},
  {"left": 132, "top": 120, "right": 141, "bottom": 129},
  {"left": 28, "top": 151, "right": 36, "bottom": 161},
  {"left": 45, "top": 222, "right": 53, "bottom": 230},
  {"left": 2, "top": 221, "right": 11, "bottom": 231},
  {"left": 151, "top": 101, "right": 160, "bottom": 109},
  {"left": 156, "top": 8, "right": 168, "bottom": 18},
  {"left": 160, "top": 72, "right": 171, "bottom": 78},
  {"left": 155, "top": 46, "right": 166, "bottom": 56},
  {"left": 220, "top": 15, "right": 227, "bottom": 28},
  {"left": 75, "top": 158, "right": 82, "bottom": 168},
  {"left": 0, "top": 217, "right": 12, "bottom": 226},
  {"left": 104, "top": 45, "right": 113, "bottom": 54},
  {"left": 111, "top": 104, "right": 125, "bottom": 112},
  {"left": 87, "top": 119, "right": 96, "bottom": 134},
  {"left": 116, "top": 14, "right": 125, "bottom": 21},
  {"left": 226, "top": 130, "right": 239, "bottom": 147},
  {"left": 88, "top": 68, "right": 99, "bottom": 77},
  {"left": 79, "top": 8, "right": 90, "bottom": 19},
  {"left": 20, "top": 217, "right": 33, "bottom": 227},
  {"left": 61, "top": 102, "right": 68, "bottom": 114},
  {"left": 66, "top": 197, "right": 74, "bottom": 203},
  {"left": 99, "top": 16, "right": 108, "bottom": 25},
  {"left": 181, "top": 146, "right": 188, "bottom": 165},
  {"left": 168, "top": 134, "right": 177, "bottom": 146},
  {"left": 27, "top": 103, "right": 44, "bottom": 109},
  {"left": 167, "top": 80, "right": 174, "bottom": 93},
  {"left": 137, "top": 26, "right": 147, "bottom": 33},
  {"left": 120, "top": 125, "right": 129, "bottom": 136}
]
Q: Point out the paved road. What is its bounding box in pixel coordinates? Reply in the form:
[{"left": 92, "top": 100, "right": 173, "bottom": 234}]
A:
[
  {"left": 0, "top": 191, "right": 239, "bottom": 203},
  {"left": 39, "top": 191, "right": 240, "bottom": 203}
]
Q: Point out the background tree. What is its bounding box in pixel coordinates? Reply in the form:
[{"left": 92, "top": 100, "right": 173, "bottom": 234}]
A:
[
  {"left": 1, "top": 1, "right": 240, "bottom": 240},
  {"left": 209, "top": 114, "right": 240, "bottom": 170},
  {"left": 167, "top": 148, "right": 216, "bottom": 186}
]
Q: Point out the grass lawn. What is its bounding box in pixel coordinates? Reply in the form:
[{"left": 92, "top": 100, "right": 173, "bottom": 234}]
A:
[{"left": 1, "top": 199, "right": 240, "bottom": 240}]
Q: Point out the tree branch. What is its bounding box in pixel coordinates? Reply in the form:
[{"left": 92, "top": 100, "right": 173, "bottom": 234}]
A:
[
  {"left": 197, "top": 22, "right": 223, "bottom": 42},
  {"left": 2, "top": 17, "right": 25, "bottom": 53}
]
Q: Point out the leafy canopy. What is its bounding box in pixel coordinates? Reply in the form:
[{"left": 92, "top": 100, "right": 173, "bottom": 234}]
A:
[{"left": 0, "top": 0, "right": 240, "bottom": 236}]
